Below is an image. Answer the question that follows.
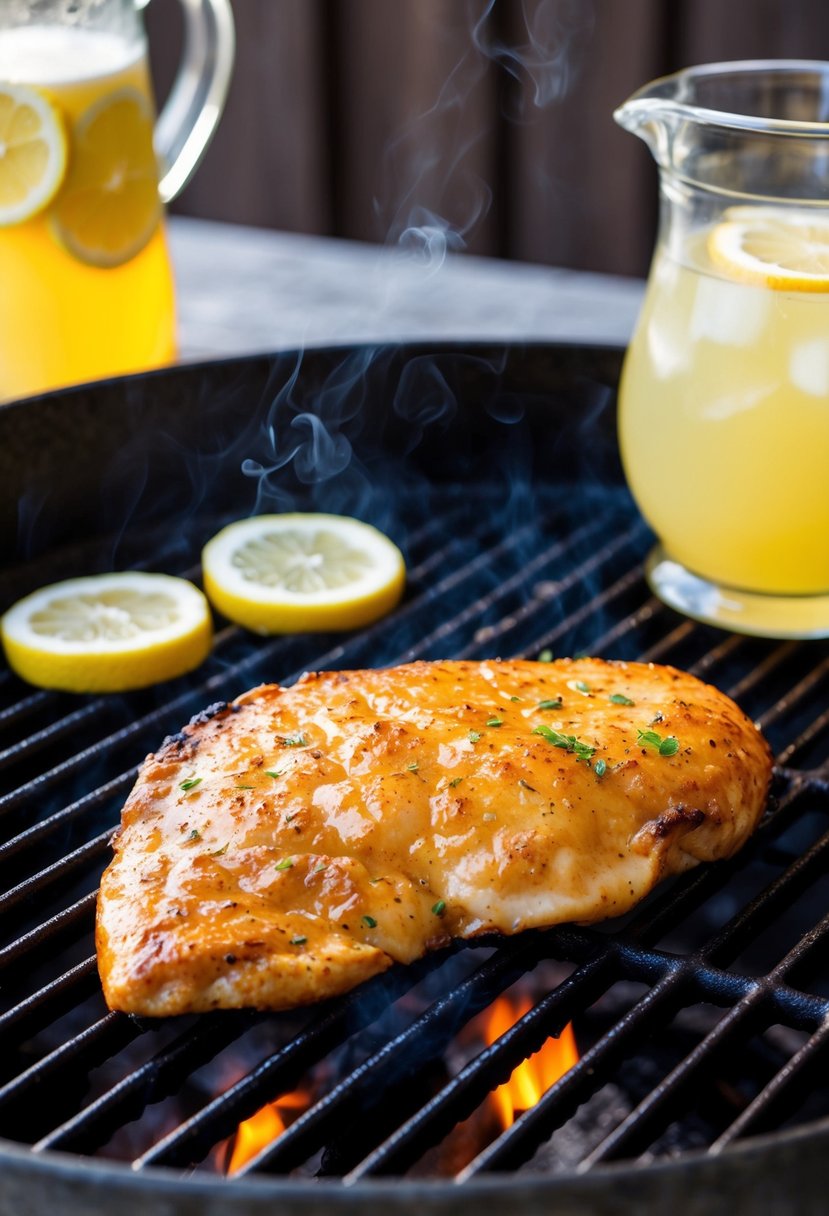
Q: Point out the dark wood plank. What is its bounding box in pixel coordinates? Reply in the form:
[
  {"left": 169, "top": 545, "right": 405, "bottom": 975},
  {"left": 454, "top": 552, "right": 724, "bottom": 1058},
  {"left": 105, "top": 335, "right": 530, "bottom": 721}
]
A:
[
  {"left": 334, "top": 0, "right": 499, "bottom": 256},
  {"left": 679, "top": 0, "right": 829, "bottom": 61},
  {"left": 146, "top": 0, "right": 330, "bottom": 232},
  {"left": 501, "top": 0, "right": 667, "bottom": 277}
]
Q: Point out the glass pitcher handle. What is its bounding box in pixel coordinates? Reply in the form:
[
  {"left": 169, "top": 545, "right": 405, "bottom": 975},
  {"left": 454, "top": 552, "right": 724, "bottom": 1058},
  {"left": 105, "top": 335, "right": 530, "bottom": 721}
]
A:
[{"left": 147, "top": 0, "right": 236, "bottom": 204}]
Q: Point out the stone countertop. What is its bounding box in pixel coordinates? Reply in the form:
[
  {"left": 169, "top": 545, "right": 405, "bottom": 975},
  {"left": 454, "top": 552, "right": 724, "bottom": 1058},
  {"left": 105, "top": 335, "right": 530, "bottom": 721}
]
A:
[{"left": 168, "top": 217, "right": 644, "bottom": 359}]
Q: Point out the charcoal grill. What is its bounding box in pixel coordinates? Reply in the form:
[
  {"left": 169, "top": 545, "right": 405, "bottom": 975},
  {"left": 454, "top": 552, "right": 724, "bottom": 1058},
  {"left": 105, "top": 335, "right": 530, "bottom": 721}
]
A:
[{"left": 0, "top": 342, "right": 828, "bottom": 1215}]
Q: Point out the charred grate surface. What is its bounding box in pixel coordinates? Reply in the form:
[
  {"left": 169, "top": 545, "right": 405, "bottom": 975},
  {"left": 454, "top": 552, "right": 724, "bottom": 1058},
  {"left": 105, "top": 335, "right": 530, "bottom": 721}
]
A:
[{"left": 0, "top": 344, "right": 828, "bottom": 1192}]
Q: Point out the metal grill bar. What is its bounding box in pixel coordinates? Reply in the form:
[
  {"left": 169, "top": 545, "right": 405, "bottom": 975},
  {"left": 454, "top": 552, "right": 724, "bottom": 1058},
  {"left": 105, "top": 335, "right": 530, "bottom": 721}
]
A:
[
  {"left": 391, "top": 514, "right": 626, "bottom": 664},
  {"left": 710, "top": 1018, "right": 829, "bottom": 1149},
  {"left": 0, "top": 689, "right": 53, "bottom": 733},
  {"left": 135, "top": 951, "right": 462, "bottom": 1169},
  {"left": 0, "top": 1012, "right": 139, "bottom": 1137},
  {"left": 0, "top": 891, "right": 95, "bottom": 971},
  {"left": 0, "top": 773, "right": 133, "bottom": 868},
  {"left": 0, "top": 701, "right": 111, "bottom": 778},
  {"left": 234, "top": 939, "right": 548, "bottom": 1177},
  {"left": 580, "top": 907, "right": 829, "bottom": 1167},
  {"left": 0, "top": 831, "right": 110, "bottom": 927},
  {"left": 506, "top": 540, "right": 651, "bottom": 661},
  {"left": 0, "top": 957, "right": 100, "bottom": 1042},
  {"left": 583, "top": 594, "right": 664, "bottom": 657},
  {"left": 462, "top": 556, "right": 649, "bottom": 663},
  {"left": 346, "top": 949, "right": 619, "bottom": 1181},
  {"left": 34, "top": 1011, "right": 258, "bottom": 1154}
]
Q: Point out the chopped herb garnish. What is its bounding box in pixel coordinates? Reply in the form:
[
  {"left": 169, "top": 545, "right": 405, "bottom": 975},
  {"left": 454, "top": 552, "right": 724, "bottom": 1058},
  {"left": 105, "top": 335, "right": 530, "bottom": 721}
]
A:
[
  {"left": 468, "top": 730, "right": 482, "bottom": 743},
  {"left": 281, "top": 733, "right": 308, "bottom": 748},
  {"left": 537, "top": 698, "right": 563, "bottom": 710},
  {"left": 486, "top": 717, "right": 503, "bottom": 728},
  {"left": 533, "top": 724, "right": 596, "bottom": 763},
  {"left": 314, "top": 862, "right": 327, "bottom": 873},
  {"left": 186, "top": 829, "right": 201, "bottom": 841},
  {"left": 637, "top": 729, "right": 680, "bottom": 756},
  {"left": 610, "top": 693, "right": 635, "bottom": 706},
  {"left": 265, "top": 769, "right": 283, "bottom": 778},
  {"left": 210, "top": 842, "right": 229, "bottom": 856},
  {"left": 275, "top": 857, "right": 294, "bottom": 871},
  {"left": 538, "top": 648, "right": 554, "bottom": 663},
  {"left": 179, "top": 776, "right": 202, "bottom": 792},
  {"left": 572, "top": 680, "right": 591, "bottom": 694},
  {"left": 518, "top": 779, "right": 537, "bottom": 792},
  {"left": 362, "top": 915, "right": 377, "bottom": 929},
  {"left": 235, "top": 784, "right": 254, "bottom": 789},
  {"left": 594, "top": 759, "right": 607, "bottom": 778},
  {"left": 290, "top": 936, "right": 307, "bottom": 946},
  {"left": 369, "top": 876, "right": 384, "bottom": 884},
  {"left": 449, "top": 776, "right": 463, "bottom": 788},
  {"left": 407, "top": 762, "right": 419, "bottom": 771},
  {"left": 432, "top": 900, "right": 446, "bottom": 917},
  {"left": 510, "top": 695, "right": 522, "bottom": 702}
]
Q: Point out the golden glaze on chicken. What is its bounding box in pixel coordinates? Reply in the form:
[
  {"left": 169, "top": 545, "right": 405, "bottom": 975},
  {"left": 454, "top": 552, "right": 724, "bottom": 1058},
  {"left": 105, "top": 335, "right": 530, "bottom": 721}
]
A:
[{"left": 96, "top": 659, "right": 772, "bottom": 1015}]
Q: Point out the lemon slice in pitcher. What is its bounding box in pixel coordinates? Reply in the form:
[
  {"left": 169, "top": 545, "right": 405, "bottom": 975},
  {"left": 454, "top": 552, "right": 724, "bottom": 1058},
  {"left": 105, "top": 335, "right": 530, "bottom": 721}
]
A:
[
  {"left": 1, "top": 573, "right": 212, "bottom": 693},
  {"left": 202, "top": 514, "right": 406, "bottom": 634},
  {"left": 708, "top": 208, "right": 829, "bottom": 291},
  {"left": 0, "top": 83, "right": 67, "bottom": 225},
  {"left": 51, "top": 86, "right": 161, "bottom": 268}
]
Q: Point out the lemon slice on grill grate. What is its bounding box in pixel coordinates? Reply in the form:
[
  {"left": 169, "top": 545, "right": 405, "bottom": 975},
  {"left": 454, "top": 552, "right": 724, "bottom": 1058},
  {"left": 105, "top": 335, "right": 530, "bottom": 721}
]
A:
[
  {"left": 0, "top": 83, "right": 68, "bottom": 225},
  {"left": 201, "top": 514, "right": 406, "bottom": 634},
  {"left": 708, "top": 207, "right": 829, "bottom": 291},
  {"left": 1, "top": 573, "right": 213, "bottom": 693}
]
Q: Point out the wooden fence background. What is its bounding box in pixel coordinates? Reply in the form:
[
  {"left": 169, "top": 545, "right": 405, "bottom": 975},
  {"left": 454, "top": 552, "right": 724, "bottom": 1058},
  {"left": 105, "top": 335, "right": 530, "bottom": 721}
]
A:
[{"left": 147, "top": 0, "right": 829, "bottom": 278}]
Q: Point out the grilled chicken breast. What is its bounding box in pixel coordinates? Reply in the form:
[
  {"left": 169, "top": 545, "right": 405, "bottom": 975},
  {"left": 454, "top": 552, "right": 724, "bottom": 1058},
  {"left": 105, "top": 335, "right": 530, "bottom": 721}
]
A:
[{"left": 97, "top": 658, "right": 772, "bottom": 1015}]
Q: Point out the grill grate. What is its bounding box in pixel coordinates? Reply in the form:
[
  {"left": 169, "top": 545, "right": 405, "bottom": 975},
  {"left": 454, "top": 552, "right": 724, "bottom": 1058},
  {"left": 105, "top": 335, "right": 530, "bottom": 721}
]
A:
[{"left": 0, "top": 345, "right": 828, "bottom": 1203}]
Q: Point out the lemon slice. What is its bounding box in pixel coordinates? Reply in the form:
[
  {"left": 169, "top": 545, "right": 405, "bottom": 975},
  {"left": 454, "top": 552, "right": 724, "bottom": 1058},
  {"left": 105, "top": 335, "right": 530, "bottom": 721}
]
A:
[
  {"left": 0, "top": 83, "right": 67, "bottom": 225},
  {"left": 1, "top": 573, "right": 212, "bottom": 693},
  {"left": 708, "top": 208, "right": 829, "bottom": 291},
  {"left": 202, "top": 514, "right": 406, "bottom": 634},
  {"left": 50, "top": 87, "right": 161, "bottom": 268}
]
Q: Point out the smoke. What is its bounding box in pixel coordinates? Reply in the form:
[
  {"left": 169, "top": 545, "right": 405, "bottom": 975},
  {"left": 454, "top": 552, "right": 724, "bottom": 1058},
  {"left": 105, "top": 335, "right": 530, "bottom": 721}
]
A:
[
  {"left": 241, "top": 353, "right": 354, "bottom": 509},
  {"left": 237, "top": 2, "right": 596, "bottom": 508},
  {"left": 380, "top": 0, "right": 593, "bottom": 264},
  {"left": 233, "top": 3, "right": 598, "bottom": 586},
  {"left": 472, "top": 0, "right": 594, "bottom": 112}
]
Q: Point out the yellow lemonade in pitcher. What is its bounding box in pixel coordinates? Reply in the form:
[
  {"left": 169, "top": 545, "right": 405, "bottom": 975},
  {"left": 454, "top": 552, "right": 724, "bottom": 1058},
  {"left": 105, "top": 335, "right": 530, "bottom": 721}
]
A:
[
  {"left": 619, "top": 211, "right": 829, "bottom": 597},
  {"left": 0, "top": 25, "right": 175, "bottom": 400}
]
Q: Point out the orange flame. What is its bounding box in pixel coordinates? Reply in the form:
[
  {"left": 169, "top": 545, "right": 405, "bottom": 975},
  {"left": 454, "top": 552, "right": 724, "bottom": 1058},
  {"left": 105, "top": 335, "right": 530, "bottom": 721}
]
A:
[
  {"left": 226, "top": 1090, "right": 309, "bottom": 1174},
  {"left": 482, "top": 994, "right": 579, "bottom": 1129},
  {"left": 223, "top": 994, "right": 576, "bottom": 1172}
]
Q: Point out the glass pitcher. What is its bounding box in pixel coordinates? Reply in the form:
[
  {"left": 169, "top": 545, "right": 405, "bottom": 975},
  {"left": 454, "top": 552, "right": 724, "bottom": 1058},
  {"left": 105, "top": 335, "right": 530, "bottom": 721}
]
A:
[
  {"left": 615, "top": 61, "right": 829, "bottom": 639},
  {"left": 0, "top": 0, "right": 234, "bottom": 401}
]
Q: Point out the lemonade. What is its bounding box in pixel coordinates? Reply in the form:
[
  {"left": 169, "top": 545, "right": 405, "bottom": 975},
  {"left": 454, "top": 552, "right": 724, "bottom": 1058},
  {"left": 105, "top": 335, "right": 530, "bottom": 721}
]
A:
[
  {"left": 619, "top": 218, "right": 829, "bottom": 598},
  {"left": 0, "top": 25, "right": 176, "bottom": 400}
]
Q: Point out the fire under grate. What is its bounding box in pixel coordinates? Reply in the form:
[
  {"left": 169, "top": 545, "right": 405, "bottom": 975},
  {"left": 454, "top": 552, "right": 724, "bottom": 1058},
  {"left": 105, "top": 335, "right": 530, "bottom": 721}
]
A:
[{"left": 0, "top": 344, "right": 828, "bottom": 1211}]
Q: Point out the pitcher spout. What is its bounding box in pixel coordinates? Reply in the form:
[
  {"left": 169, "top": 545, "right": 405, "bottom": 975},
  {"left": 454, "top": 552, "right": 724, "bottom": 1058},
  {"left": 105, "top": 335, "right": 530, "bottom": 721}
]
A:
[
  {"left": 615, "top": 60, "right": 829, "bottom": 196},
  {"left": 613, "top": 86, "right": 679, "bottom": 166}
]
